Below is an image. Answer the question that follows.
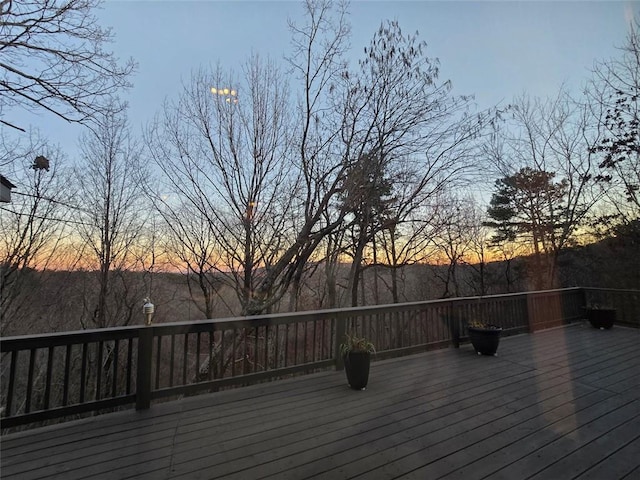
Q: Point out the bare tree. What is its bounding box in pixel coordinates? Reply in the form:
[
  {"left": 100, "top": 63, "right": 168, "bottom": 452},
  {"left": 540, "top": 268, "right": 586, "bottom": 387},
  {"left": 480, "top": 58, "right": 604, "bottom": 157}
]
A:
[
  {"left": 147, "top": 56, "right": 295, "bottom": 316},
  {"left": 160, "top": 207, "right": 232, "bottom": 319},
  {"left": 147, "top": 1, "right": 360, "bottom": 316},
  {"left": 0, "top": 130, "right": 71, "bottom": 334},
  {"left": 250, "top": 2, "right": 488, "bottom": 311},
  {"left": 430, "top": 198, "right": 473, "bottom": 298},
  {"left": 243, "top": 0, "right": 354, "bottom": 314},
  {"left": 461, "top": 203, "right": 493, "bottom": 296},
  {"left": 151, "top": 0, "right": 488, "bottom": 314},
  {"left": 73, "top": 110, "right": 147, "bottom": 328},
  {"left": 336, "top": 20, "right": 489, "bottom": 305},
  {"left": 588, "top": 18, "right": 640, "bottom": 226},
  {"left": 319, "top": 227, "right": 347, "bottom": 308},
  {"left": 376, "top": 216, "right": 437, "bottom": 303},
  {"left": 0, "top": 0, "right": 135, "bottom": 127}
]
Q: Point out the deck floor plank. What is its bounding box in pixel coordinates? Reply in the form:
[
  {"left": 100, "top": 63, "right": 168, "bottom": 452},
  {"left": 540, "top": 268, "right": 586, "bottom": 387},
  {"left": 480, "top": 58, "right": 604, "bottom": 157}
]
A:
[
  {"left": 484, "top": 400, "right": 640, "bottom": 480},
  {"left": 270, "top": 387, "right": 612, "bottom": 480},
  {"left": 327, "top": 389, "right": 626, "bottom": 480},
  {"left": 528, "top": 413, "right": 640, "bottom": 480},
  {"left": 167, "top": 365, "right": 535, "bottom": 471},
  {"left": 1, "top": 323, "right": 638, "bottom": 480}
]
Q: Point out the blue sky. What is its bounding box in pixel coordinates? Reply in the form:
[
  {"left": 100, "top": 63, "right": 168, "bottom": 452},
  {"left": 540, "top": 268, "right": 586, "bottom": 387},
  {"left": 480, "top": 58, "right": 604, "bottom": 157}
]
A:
[{"left": 5, "top": 0, "right": 636, "bottom": 160}]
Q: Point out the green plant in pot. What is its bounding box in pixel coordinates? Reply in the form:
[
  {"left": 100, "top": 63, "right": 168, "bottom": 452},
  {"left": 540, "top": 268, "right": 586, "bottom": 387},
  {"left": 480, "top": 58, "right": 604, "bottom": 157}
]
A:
[
  {"left": 584, "top": 304, "right": 616, "bottom": 330},
  {"left": 340, "top": 334, "right": 375, "bottom": 390},
  {"left": 467, "top": 320, "right": 502, "bottom": 356}
]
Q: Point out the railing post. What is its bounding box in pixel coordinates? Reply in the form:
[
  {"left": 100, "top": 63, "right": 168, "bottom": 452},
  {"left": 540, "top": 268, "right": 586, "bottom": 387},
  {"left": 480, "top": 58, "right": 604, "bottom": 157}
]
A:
[
  {"left": 136, "top": 326, "right": 153, "bottom": 410},
  {"left": 568, "top": 287, "right": 586, "bottom": 324},
  {"left": 448, "top": 301, "right": 460, "bottom": 348},
  {"left": 580, "top": 287, "right": 589, "bottom": 310},
  {"left": 526, "top": 292, "right": 536, "bottom": 332},
  {"left": 334, "top": 315, "right": 346, "bottom": 371}
]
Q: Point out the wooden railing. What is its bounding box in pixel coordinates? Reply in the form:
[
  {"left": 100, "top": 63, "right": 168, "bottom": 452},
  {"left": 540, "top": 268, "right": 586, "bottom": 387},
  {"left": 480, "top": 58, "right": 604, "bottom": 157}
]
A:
[{"left": 2, "top": 287, "right": 633, "bottom": 430}]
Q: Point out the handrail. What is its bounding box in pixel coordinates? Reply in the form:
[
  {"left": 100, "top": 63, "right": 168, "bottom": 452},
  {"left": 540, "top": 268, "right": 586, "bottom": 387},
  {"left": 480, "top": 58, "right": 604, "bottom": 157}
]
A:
[{"left": 1, "top": 287, "right": 635, "bottom": 430}]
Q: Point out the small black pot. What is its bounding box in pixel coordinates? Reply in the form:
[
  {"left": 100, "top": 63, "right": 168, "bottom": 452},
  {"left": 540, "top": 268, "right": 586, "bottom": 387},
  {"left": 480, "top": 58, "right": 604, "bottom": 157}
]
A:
[
  {"left": 586, "top": 308, "right": 616, "bottom": 329},
  {"left": 344, "top": 351, "right": 371, "bottom": 390},
  {"left": 468, "top": 326, "right": 502, "bottom": 356}
]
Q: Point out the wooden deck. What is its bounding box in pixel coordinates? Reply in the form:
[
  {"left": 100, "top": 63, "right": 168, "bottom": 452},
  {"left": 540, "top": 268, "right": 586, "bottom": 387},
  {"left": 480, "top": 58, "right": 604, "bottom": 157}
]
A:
[{"left": 1, "top": 323, "right": 639, "bottom": 480}]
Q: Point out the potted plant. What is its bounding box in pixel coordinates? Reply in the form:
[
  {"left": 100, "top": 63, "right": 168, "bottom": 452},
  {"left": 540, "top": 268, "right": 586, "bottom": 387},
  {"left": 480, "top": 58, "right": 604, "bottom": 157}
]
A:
[
  {"left": 584, "top": 304, "right": 616, "bottom": 329},
  {"left": 467, "top": 320, "right": 502, "bottom": 356},
  {"left": 340, "top": 334, "right": 375, "bottom": 390}
]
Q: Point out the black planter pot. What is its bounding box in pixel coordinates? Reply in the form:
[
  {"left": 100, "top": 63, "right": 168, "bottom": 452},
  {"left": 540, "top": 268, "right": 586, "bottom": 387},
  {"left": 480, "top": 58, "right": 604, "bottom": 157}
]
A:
[
  {"left": 586, "top": 308, "right": 616, "bottom": 329},
  {"left": 468, "top": 326, "right": 502, "bottom": 356},
  {"left": 344, "top": 351, "right": 371, "bottom": 390}
]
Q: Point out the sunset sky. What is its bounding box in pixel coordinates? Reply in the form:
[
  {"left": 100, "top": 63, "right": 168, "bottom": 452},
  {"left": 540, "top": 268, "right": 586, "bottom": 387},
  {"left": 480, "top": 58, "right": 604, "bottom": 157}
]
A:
[{"left": 4, "top": 0, "right": 635, "bottom": 163}]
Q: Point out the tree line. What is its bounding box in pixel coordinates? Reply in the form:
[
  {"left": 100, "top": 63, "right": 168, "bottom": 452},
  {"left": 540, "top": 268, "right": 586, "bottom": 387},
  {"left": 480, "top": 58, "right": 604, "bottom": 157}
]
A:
[{"left": 1, "top": 0, "right": 638, "bottom": 335}]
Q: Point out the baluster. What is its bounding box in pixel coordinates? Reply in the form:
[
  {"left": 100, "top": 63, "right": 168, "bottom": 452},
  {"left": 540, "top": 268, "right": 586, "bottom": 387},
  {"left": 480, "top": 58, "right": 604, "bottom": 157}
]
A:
[
  {"left": 25, "top": 348, "right": 36, "bottom": 414},
  {"left": 220, "top": 330, "right": 226, "bottom": 377},
  {"left": 274, "top": 324, "right": 279, "bottom": 369},
  {"left": 303, "top": 321, "right": 308, "bottom": 364},
  {"left": 126, "top": 339, "right": 133, "bottom": 395},
  {"left": 96, "top": 341, "right": 104, "bottom": 400},
  {"left": 294, "top": 322, "right": 299, "bottom": 365},
  {"left": 312, "top": 320, "right": 317, "bottom": 363},
  {"left": 44, "top": 346, "right": 54, "bottom": 410},
  {"left": 264, "top": 325, "right": 269, "bottom": 371},
  {"left": 169, "top": 334, "right": 176, "bottom": 387},
  {"left": 155, "top": 336, "right": 162, "bottom": 389},
  {"left": 196, "top": 332, "right": 201, "bottom": 381},
  {"left": 183, "top": 334, "right": 188, "bottom": 385},
  {"left": 231, "top": 328, "right": 237, "bottom": 377},
  {"left": 208, "top": 330, "right": 213, "bottom": 380},
  {"left": 334, "top": 315, "right": 346, "bottom": 371},
  {"left": 63, "top": 344, "right": 71, "bottom": 406},
  {"left": 284, "top": 324, "right": 289, "bottom": 367},
  {"left": 112, "top": 340, "right": 119, "bottom": 398},
  {"left": 5, "top": 350, "right": 17, "bottom": 416},
  {"left": 254, "top": 326, "right": 259, "bottom": 372},
  {"left": 80, "top": 343, "right": 88, "bottom": 403},
  {"left": 243, "top": 328, "right": 249, "bottom": 375}
]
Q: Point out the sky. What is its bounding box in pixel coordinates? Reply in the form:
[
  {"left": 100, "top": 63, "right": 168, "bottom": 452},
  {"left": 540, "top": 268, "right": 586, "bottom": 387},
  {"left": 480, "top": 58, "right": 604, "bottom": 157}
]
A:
[{"left": 4, "top": 0, "right": 636, "bottom": 163}]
